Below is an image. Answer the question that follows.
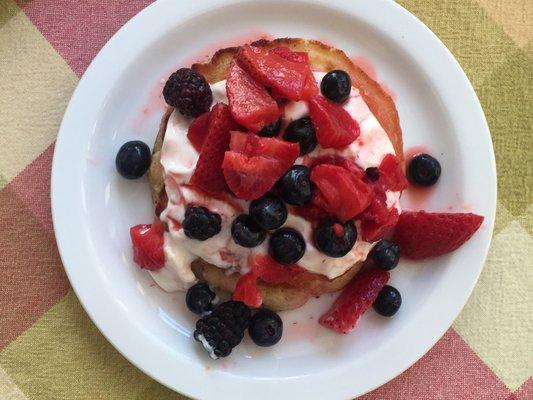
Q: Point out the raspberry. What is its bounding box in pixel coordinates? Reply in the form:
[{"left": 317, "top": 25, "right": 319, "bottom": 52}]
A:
[
  {"left": 194, "top": 301, "right": 251, "bottom": 359},
  {"left": 163, "top": 68, "right": 212, "bottom": 117}
]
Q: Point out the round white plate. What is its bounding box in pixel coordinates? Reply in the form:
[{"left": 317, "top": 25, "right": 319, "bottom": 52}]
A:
[{"left": 51, "top": 0, "right": 496, "bottom": 398}]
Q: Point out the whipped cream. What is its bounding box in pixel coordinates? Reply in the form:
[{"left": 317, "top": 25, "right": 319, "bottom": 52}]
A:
[{"left": 151, "top": 72, "right": 401, "bottom": 291}]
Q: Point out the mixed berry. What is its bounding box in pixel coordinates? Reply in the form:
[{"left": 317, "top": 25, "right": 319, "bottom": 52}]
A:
[{"left": 117, "top": 42, "right": 485, "bottom": 359}]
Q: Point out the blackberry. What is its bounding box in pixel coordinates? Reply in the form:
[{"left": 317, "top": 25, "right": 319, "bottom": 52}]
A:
[
  {"left": 194, "top": 301, "right": 251, "bottom": 359},
  {"left": 183, "top": 206, "right": 221, "bottom": 241},
  {"left": 163, "top": 68, "right": 212, "bottom": 117}
]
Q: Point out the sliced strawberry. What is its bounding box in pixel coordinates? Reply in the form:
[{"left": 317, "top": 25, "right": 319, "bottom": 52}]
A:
[
  {"left": 233, "top": 272, "right": 262, "bottom": 307},
  {"left": 379, "top": 154, "right": 408, "bottom": 191},
  {"left": 187, "top": 111, "right": 211, "bottom": 152},
  {"left": 130, "top": 221, "right": 166, "bottom": 271},
  {"left": 226, "top": 60, "right": 279, "bottom": 132},
  {"left": 311, "top": 164, "right": 373, "bottom": 222},
  {"left": 270, "top": 46, "right": 318, "bottom": 99},
  {"left": 223, "top": 132, "right": 299, "bottom": 200},
  {"left": 237, "top": 45, "right": 309, "bottom": 101},
  {"left": 308, "top": 95, "right": 360, "bottom": 149},
  {"left": 361, "top": 207, "right": 399, "bottom": 242},
  {"left": 189, "top": 103, "right": 234, "bottom": 194},
  {"left": 251, "top": 254, "right": 302, "bottom": 284},
  {"left": 319, "top": 269, "right": 390, "bottom": 334},
  {"left": 393, "top": 211, "right": 484, "bottom": 259},
  {"left": 310, "top": 155, "right": 365, "bottom": 180}
]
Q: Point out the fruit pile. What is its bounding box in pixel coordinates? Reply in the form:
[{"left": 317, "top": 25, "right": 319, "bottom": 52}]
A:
[{"left": 114, "top": 43, "right": 484, "bottom": 358}]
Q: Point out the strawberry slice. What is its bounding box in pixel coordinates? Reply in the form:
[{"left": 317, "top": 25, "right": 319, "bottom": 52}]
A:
[
  {"left": 251, "top": 254, "right": 302, "bottom": 284},
  {"left": 319, "top": 269, "right": 390, "bottom": 334},
  {"left": 361, "top": 206, "right": 399, "bottom": 242},
  {"left": 233, "top": 272, "right": 262, "bottom": 307},
  {"left": 311, "top": 164, "right": 373, "bottom": 222},
  {"left": 236, "top": 44, "right": 309, "bottom": 101},
  {"left": 130, "top": 221, "right": 166, "bottom": 271},
  {"left": 189, "top": 103, "right": 234, "bottom": 194},
  {"left": 393, "top": 211, "right": 484, "bottom": 259},
  {"left": 270, "top": 46, "right": 318, "bottom": 99},
  {"left": 223, "top": 132, "right": 299, "bottom": 200},
  {"left": 226, "top": 60, "right": 280, "bottom": 132},
  {"left": 308, "top": 95, "right": 360, "bottom": 149},
  {"left": 379, "top": 154, "right": 408, "bottom": 191},
  {"left": 187, "top": 111, "right": 211, "bottom": 152}
]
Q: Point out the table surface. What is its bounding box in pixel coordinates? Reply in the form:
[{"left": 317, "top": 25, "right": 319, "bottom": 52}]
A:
[{"left": 0, "top": 0, "right": 531, "bottom": 399}]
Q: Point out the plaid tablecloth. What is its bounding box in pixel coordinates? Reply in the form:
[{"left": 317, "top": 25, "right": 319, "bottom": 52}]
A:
[{"left": 0, "top": 0, "right": 531, "bottom": 398}]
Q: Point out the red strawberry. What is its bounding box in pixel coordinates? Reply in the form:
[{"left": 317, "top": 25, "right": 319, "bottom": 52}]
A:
[
  {"left": 270, "top": 47, "right": 318, "bottom": 99},
  {"left": 251, "top": 254, "right": 302, "bottom": 284},
  {"left": 223, "top": 131, "right": 299, "bottom": 200},
  {"left": 189, "top": 103, "right": 234, "bottom": 194},
  {"left": 130, "top": 222, "right": 166, "bottom": 271},
  {"left": 319, "top": 269, "right": 390, "bottom": 334},
  {"left": 308, "top": 95, "right": 360, "bottom": 149},
  {"left": 361, "top": 207, "right": 399, "bottom": 242},
  {"left": 226, "top": 60, "right": 279, "bottom": 132},
  {"left": 310, "top": 155, "right": 365, "bottom": 180},
  {"left": 379, "top": 154, "right": 408, "bottom": 191},
  {"left": 236, "top": 45, "right": 309, "bottom": 101},
  {"left": 393, "top": 211, "right": 484, "bottom": 259},
  {"left": 311, "top": 164, "right": 373, "bottom": 222},
  {"left": 233, "top": 272, "right": 262, "bottom": 307},
  {"left": 187, "top": 111, "right": 211, "bottom": 152}
]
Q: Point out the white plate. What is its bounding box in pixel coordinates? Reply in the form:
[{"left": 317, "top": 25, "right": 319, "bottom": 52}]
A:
[{"left": 51, "top": 0, "right": 496, "bottom": 398}]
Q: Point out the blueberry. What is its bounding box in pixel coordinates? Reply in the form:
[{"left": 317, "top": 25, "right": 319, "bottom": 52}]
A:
[
  {"left": 115, "top": 140, "right": 151, "bottom": 179},
  {"left": 183, "top": 207, "right": 221, "bottom": 241},
  {"left": 407, "top": 153, "right": 441, "bottom": 186},
  {"left": 258, "top": 118, "right": 282, "bottom": 137},
  {"left": 365, "top": 167, "right": 380, "bottom": 182},
  {"left": 248, "top": 309, "right": 283, "bottom": 347},
  {"left": 276, "top": 165, "right": 314, "bottom": 206},
  {"left": 373, "top": 285, "right": 402, "bottom": 317},
  {"left": 320, "top": 70, "right": 351, "bottom": 103},
  {"left": 315, "top": 219, "right": 357, "bottom": 257},
  {"left": 283, "top": 117, "right": 317, "bottom": 155},
  {"left": 231, "top": 215, "right": 266, "bottom": 248},
  {"left": 371, "top": 240, "right": 400, "bottom": 270},
  {"left": 186, "top": 283, "right": 216, "bottom": 315},
  {"left": 269, "top": 228, "right": 306, "bottom": 265},
  {"left": 250, "top": 194, "right": 287, "bottom": 230}
]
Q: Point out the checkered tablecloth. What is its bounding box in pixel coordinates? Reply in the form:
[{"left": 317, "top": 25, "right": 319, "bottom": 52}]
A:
[{"left": 0, "top": 0, "right": 531, "bottom": 399}]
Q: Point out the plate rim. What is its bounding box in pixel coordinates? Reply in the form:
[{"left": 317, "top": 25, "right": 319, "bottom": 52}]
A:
[{"left": 51, "top": 0, "right": 497, "bottom": 398}]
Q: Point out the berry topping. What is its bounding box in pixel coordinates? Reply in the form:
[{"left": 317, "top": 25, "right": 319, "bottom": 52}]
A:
[
  {"left": 315, "top": 219, "right": 357, "bottom": 257},
  {"left": 258, "top": 118, "right": 282, "bottom": 137},
  {"left": 236, "top": 45, "right": 309, "bottom": 101},
  {"left": 277, "top": 165, "right": 314, "bottom": 206},
  {"left": 407, "top": 153, "right": 441, "bottom": 186},
  {"left": 359, "top": 194, "right": 400, "bottom": 242},
  {"left": 130, "top": 222, "right": 165, "bottom": 271},
  {"left": 364, "top": 167, "right": 380, "bottom": 182},
  {"left": 222, "top": 131, "right": 299, "bottom": 200},
  {"left": 189, "top": 103, "right": 234, "bottom": 194},
  {"left": 269, "top": 46, "right": 318, "bottom": 99},
  {"left": 115, "top": 140, "right": 151, "bottom": 179},
  {"left": 320, "top": 70, "right": 351, "bottom": 103},
  {"left": 163, "top": 68, "right": 212, "bottom": 117},
  {"left": 187, "top": 111, "right": 211, "bottom": 152},
  {"left": 371, "top": 240, "right": 400, "bottom": 270},
  {"left": 248, "top": 309, "right": 283, "bottom": 347},
  {"left": 319, "top": 269, "right": 390, "bottom": 334},
  {"left": 269, "top": 228, "right": 306, "bottom": 265},
  {"left": 392, "top": 211, "right": 484, "bottom": 259},
  {"left": 308, "top": 95, "right": 360, "bottom": 149},
  {"left": 251, "top": 254, "right": 302, "bottom": 284},
  {"left": 194, "top": 301, "right": 251, "bottom": 359},
  {"left": 373, "top": 285, "right": 402, "bottom": 317},
  {"left": 378, "top": 154, "right": 408, "bottom": 191},
  {"left": 310, "top": 163, "right": 373, "bottom": 222},
  {"left": 283, "top": 117, "right": 318, "bottom": 155},
  {"left": 186, "top": 283, "right": 216, "bottom": 315},
  {"left": 231, "top": 214, "right": 266, "bottom": 248},
  {"left": 249, "top": 194, "right": 287, "bottom": 230},
  {"left": 233, "top": 272, "right": 262, "bottom": 307},
  {"left": 226, "top": 60, "right": 280, "bottom": 132},
  {"left": 182, "top": 206, "right": 221, "bottom": 241}
]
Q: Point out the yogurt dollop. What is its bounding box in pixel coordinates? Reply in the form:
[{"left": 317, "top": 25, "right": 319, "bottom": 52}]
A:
[{"left": 150, "top": 72, "right": 400, "bottom": 291}]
